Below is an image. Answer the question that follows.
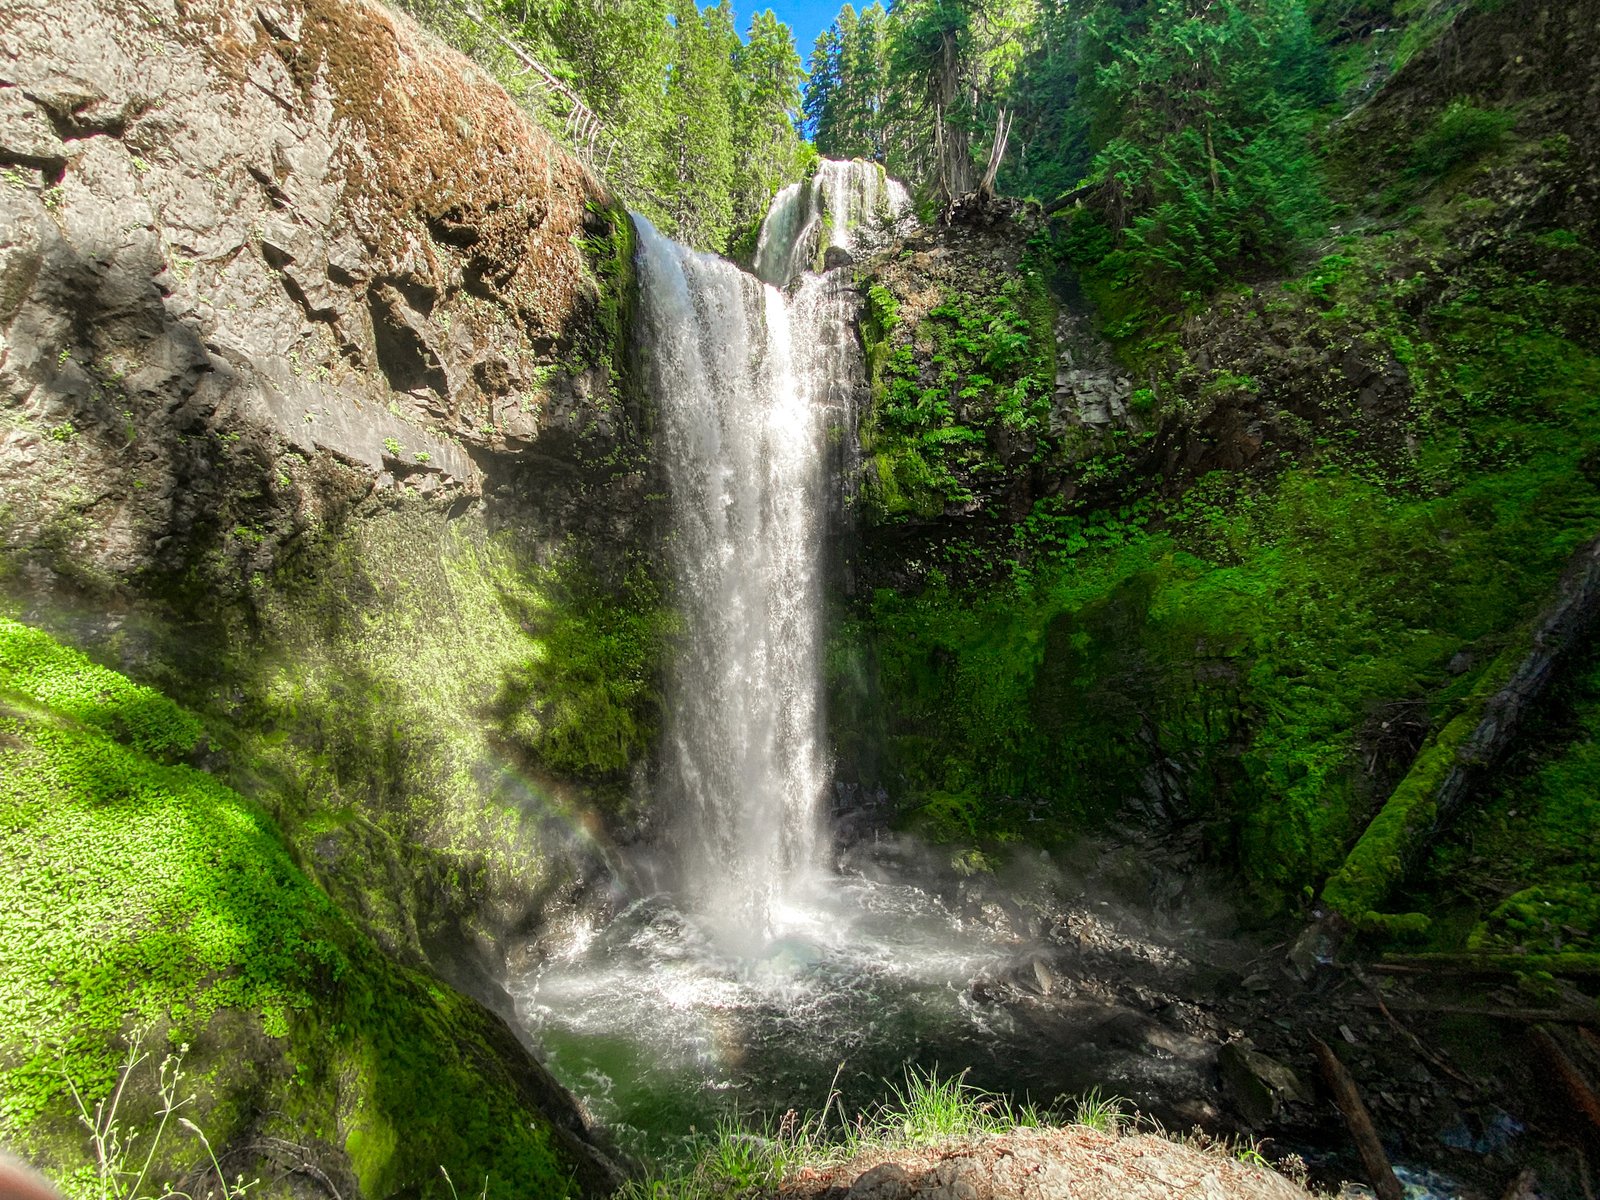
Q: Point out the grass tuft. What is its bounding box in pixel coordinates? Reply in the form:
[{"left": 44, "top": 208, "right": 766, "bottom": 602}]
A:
[
  {"left": 1069, "top": 1088, "right": 1126, "bottom": 1135},
  {"left": 617, "top": 1068, "right": 1068, "bottom": 1200}
]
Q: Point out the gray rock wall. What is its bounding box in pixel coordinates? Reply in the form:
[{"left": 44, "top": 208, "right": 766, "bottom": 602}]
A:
[{"left": 0, "top": 0, "right": 661, "bottom": 1012}]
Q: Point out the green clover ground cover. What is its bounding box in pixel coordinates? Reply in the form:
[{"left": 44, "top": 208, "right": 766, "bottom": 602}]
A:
[{"left": 0, "top": 616, "right": 577, "bottom": 1200}]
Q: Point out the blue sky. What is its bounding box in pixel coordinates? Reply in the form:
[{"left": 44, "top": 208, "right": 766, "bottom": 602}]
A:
[{"left": 751, "top": 0, "right": 842, "bottom": 70}]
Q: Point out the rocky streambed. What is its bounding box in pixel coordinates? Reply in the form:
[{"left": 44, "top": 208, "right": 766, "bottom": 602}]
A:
[{"left": 501, "top": 804, "right": 1597, "bottom": 1200}]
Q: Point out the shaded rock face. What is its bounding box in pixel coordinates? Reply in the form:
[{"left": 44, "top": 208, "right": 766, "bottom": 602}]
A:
[
  {"left": 1335, "top": 0, "right": 1600, "bottom": 235},
  {"left": 0, "top": 0, "right": 658, "bottom": 1167},
  {"left": 0, "top": 0, "right": 638, "bottom": 584}
]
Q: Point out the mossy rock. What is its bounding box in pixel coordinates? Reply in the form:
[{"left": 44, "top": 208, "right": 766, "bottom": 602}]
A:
[{"left": 0, "top": 617, "right": 612, "bottom": 1199}]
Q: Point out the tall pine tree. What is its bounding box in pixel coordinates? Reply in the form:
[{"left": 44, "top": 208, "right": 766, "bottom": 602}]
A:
[
  {"left": 730, "top": 10, "right": 809, "bottom": 241},
  {"left": 657, "top": 0, "right": 740, "bottom": 248}
]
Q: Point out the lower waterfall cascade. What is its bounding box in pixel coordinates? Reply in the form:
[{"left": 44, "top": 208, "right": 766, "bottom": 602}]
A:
[{"left": 632, "top": 158, "right": 911, "bottom": 949}]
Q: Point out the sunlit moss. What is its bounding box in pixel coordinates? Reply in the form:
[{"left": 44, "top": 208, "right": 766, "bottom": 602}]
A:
[{"left": 0, "top": 618, "right": 581, "bottom": 1199}]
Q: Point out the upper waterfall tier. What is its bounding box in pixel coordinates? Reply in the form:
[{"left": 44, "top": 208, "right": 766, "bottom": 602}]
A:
[{"left": 753, "top": 159, "right": 911, "bottom": 289}]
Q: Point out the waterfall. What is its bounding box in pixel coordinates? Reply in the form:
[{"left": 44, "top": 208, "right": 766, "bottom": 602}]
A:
[
  {"left": 752, "top": 158, "right": 911, "bottom": 289},
  {"left": 634, "top": 159, "right": 908, "bottom": 952}
]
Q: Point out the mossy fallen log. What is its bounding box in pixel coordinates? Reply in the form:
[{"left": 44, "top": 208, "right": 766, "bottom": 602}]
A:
[
  {"left": 1319, "top": 532, "right": 1600, "bottom": 923},
  {"left": 1377, "top": 952, "right": 1600, "bottom": 981}
]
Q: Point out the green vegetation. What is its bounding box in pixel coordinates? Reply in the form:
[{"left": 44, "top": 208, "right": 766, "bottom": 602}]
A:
[
  {"left": 1059, "top": 0, "right": 1329, "bottom": 301},
  {"left": 494, "top": 558, "right": 673, "bottom": 780},
  {"left": 619, "top": 1069, "right": 1052, "bottom": 1200},
  {"left": 840, "top": 110, "right": 1600, "bottom": 918},
  {"left": 806, "top": 0, "right": 1329, "bottom": 302},
  {"left": 393, "top": 0, "right": 808, "bottom": 253},
  {"left": 859, "top": 270, "right": 1055, "bottom": 520},
  {"left": 0, "top": 618, "right": 581, "bottom": 1200},
  {"left": 1410, "top": 101, "right": 1517, "bottom": 178},
  {"left": 1411, "top": 653, "right": 1600, "bottom": 957}
]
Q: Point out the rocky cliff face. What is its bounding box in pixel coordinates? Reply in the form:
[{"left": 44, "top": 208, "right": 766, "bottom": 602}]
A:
[
  {"left": 1, "top": 0, "right": 648, "bottom": 569},
  {"left": 1, "top": 0, "right": 661, "bottom": 939},
  {"left": 1, "top": 0, "right": 660, "bottom": 1188}
]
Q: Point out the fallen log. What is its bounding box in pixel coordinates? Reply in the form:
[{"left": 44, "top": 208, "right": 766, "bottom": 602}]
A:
[
  {"left": 1043, "top": 179, "right": 1104, "bottom": 215},
  {"left": 1290, "top": 533, "right": 1600, "bottom": 975},
  {"left": 1376, "top": 952, "right": 1600, "bottom": 981},
  {"left": 1349, "top": 996, "right": 1599, "bottom": 1026},
  {"left": 1313, "top": 1036, "right": 1404, "bottom": 1200},
  {"left": 1528, "top": 1025, "right": 1600, "bottom": 1138},
  {"left": 1352, "top": 971, "right": 1478, "bottom": 1087}
]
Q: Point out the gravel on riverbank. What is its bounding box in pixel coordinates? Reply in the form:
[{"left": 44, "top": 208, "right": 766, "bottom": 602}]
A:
[{"left": 775, "top": 1126, "right": 1315, "bottom": 1200}]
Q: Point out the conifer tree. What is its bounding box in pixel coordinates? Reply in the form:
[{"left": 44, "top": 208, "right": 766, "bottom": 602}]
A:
[
  {"left": 1070, "top": 0, "right": 1328, "bottom": 295},
  {"left": 657, "top": 0, "right": 740, "bottom": 248},
  {"left": 730, "top": 10, "right": 808, "bottom": 239}
]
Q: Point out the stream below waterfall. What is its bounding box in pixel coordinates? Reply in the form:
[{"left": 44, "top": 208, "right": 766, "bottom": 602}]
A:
[{"left": 511, "top": 828, "right": 1268, "bottom": 1161}]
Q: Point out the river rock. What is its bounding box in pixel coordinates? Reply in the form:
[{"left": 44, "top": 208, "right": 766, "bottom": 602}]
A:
[
  {"left": 847, "top": 1162, "right": 915, "bottom": 1199},
  {"left": 1219, "top": 1042, "right": 1314, "bottom": 1127}
]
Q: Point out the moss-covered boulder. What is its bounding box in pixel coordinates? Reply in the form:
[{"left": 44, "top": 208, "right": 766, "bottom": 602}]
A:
[{"left": 0, "top": 617, "right": 617, "bottom": 1199}]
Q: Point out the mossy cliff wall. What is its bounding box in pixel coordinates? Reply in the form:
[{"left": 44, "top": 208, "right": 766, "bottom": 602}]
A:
[
  {"left": 1, "top": 0, "right": 661, "bottom": 1190},
  {"left": 835, "top": 0, "right": 1600, "bottom": 932}
]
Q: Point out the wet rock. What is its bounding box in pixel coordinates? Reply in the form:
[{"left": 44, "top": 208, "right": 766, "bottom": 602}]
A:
[
  {"left": 1219, "top": 1042, "right": 1314, "bottom": 1127},
  {"left": 1287, "top": 917, "right": 1343, "bottom": 981},
  {"left": 1020, "top": 954, "right": 1055, "bottom": 996},
  {"left": 0, "top": 0, "right": 643, "bottom": 1191}
]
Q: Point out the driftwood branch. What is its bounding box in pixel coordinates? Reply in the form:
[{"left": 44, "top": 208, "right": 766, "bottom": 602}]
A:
[
  {"left": 1313, "top": 1037, "right": 1404, "bottom": 1200},
  {"left": 1529, "top": 1025, "right": 1600, "bottom": 1138}
]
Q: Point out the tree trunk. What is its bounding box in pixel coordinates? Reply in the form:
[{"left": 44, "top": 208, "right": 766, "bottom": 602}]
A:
[
  {"left": 1313, "top": 1038, "right": 1404, "bottom": 1200},
  {"left": 1307, "top": 533, "right": 1600, "bottom": 935}
]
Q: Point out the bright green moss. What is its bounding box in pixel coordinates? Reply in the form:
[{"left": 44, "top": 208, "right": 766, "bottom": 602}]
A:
[
  {"left": 496, "top": 558, "right": 672, "bottom": 779},
  {"left": 0, "top": 619, "right": 583, "bottom": 1199},
  {"left": 857, "top": 274, "right": 1056, "bottom": 523},
  {"left": 1321, "top": 706, "right": 1482, "bottom": 918},
  {"left": 842, "top": 200, "right": 1600, "bottom": 912},
  {"left": 0, "top": 618, "right": 203, "bottom": 758}
]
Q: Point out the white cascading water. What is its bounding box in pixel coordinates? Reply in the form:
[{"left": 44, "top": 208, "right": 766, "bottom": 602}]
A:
[
  {"left": 522, "top": 161, "right": 1024, "bottom": 1134},
  {"left": 753, "top": 158, "right": 911, "bottom": 289},
  {"left": 636, "top": 158, "right": 908, "bottom": 950},
  {"left": 634, "top": 218, "right": 828, "bottom": 950},
  {"left": 515, "top": 164, "right": 1232, "bottom": 1150}
]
